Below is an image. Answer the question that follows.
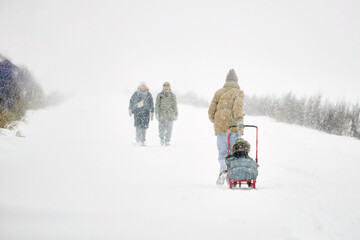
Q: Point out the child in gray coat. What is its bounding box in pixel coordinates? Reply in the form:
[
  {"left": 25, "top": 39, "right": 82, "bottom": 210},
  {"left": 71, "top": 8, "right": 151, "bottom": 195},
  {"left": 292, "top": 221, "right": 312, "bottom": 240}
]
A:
[{"left": 225, "top": 138, "right": 259, "bottom": 180}]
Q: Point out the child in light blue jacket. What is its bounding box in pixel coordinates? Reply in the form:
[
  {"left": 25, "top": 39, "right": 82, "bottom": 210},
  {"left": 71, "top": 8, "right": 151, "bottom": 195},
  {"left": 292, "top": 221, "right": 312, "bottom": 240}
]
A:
[{"left": 226, "top": 138, "right": 259, "bottom": 180}]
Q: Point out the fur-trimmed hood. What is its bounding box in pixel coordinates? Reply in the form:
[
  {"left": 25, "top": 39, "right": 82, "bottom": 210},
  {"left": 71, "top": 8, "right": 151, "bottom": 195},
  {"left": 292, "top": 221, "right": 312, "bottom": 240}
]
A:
[
  {"left": 223, "top": 81, "right": 240, "bottom": 89},
  {"left": 232, "top": 138, "right": 251, "bottom": 153}
]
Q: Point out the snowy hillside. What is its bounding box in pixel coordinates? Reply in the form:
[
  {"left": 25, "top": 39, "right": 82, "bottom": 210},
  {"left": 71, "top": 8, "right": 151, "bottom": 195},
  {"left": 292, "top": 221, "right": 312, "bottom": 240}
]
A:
[
  {"left": 1, "top": 91, "right": 360, "bottom": 240},
  {"left": 1, "top": 1, "right": 360, "bottom": 239}
]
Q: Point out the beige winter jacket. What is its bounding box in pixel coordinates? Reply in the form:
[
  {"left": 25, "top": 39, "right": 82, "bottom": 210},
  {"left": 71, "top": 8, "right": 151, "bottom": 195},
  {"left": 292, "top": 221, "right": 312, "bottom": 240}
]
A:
[{"left": 208, "top": 81, "right": 244, "bottom": 135}]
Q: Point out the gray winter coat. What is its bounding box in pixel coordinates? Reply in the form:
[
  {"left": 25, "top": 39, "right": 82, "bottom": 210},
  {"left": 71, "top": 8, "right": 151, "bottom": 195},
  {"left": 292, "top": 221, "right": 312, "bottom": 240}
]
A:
[
  {"left": 129, "top": 90, "right": 154, "bottom": 128},
  {"left": 226, "top": 154, "right": 259, "bottom": 180}
]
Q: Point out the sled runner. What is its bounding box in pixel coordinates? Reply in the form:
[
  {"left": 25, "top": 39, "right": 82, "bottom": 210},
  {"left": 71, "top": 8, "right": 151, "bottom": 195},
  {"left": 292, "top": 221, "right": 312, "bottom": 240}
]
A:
[{"left": 227, "top": 125, "right": 259, "bottom": 189}]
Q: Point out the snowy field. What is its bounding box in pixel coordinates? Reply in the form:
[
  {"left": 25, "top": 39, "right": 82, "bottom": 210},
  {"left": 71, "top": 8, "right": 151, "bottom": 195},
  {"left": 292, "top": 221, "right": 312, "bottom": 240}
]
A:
[
  {"left": 1, "top": 90, "right": 360, "bottom": 240},
  {"left": 1, "top": 0, "right": 360, "bottom": 239}
]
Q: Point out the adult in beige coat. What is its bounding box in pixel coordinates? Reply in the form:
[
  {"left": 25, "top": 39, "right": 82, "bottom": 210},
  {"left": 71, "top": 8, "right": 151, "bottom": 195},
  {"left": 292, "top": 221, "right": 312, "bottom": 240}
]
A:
[{"left": 208, "top": 69, "right": 244, "bottom": 185}]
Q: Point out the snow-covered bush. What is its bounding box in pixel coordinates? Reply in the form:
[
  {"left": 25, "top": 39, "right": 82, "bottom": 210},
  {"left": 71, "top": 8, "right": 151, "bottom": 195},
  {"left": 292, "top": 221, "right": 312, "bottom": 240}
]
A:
[
  {"left": 244, "top": 93, "right": 360, "bottom": 140},
  {"left": 177, "top": 92, "right": 209, "bottom": 108},
  {"left": 0, "top": 55, "right": 44, "bottom": 128}
]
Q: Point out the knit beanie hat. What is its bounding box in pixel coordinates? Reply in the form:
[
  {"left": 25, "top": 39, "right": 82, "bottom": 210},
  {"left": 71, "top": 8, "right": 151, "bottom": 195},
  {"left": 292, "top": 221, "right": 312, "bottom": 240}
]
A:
[
  {"left": 225, "top": 69, "right": 238, "bottom": 82},
  {"left": 163, "top": 82, "right": 171, "bottom": 91}
]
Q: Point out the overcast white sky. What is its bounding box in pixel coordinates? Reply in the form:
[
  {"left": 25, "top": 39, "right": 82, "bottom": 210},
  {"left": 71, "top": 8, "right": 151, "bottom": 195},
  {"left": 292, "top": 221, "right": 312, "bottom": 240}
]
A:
[{"left": 1, "top": 0, "right": 359, "bottom": 102}]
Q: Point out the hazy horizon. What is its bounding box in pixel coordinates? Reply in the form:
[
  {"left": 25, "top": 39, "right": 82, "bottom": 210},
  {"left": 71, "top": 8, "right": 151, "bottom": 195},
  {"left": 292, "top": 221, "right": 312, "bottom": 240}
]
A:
[{"left": 1, "top": 0, "right": 359, "bottom": 103}]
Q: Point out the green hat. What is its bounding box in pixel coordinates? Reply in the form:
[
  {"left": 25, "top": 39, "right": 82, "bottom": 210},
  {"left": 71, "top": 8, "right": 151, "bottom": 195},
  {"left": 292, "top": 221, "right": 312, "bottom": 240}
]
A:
[{"left": 232, "top": 138, "right": 251, "bottom": 153}]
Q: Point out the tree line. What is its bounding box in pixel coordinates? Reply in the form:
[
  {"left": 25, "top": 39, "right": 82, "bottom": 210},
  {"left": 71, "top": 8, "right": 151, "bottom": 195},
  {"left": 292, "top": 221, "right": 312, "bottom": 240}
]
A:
[
  {"left": 176, "top": 91, "right": 360, "bottom": 140},
  {"left": 244, "top": 93, "right": 360, "bottom": 139}
]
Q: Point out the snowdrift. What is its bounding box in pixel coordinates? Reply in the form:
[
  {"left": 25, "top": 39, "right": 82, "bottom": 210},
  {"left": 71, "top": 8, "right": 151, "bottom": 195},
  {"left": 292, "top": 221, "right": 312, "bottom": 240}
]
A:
[{"left": 1, "top": 92, "right": 360, "bottom": 240}]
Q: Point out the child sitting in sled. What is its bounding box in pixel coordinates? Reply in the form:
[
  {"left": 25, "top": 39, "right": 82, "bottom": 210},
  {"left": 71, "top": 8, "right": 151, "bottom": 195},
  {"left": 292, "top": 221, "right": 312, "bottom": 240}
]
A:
[{"left": 225, "top": 138, "right": 259, "bottom": 181}]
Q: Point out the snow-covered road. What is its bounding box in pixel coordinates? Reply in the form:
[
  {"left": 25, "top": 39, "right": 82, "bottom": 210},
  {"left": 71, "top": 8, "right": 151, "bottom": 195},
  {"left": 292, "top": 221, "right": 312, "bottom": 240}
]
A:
[{"left": 1, "top": 91, "right": 360, "bottom": 240}]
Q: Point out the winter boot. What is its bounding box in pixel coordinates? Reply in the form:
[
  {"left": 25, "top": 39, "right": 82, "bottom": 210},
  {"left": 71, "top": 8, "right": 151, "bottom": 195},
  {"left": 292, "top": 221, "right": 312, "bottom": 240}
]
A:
[{"left": 216, "top": 170, "right": 228, "bottom": 185}]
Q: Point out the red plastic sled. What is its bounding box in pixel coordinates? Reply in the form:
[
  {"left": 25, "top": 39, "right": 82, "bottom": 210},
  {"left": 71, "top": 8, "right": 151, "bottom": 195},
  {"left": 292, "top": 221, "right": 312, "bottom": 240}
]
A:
[{"left": 227, "top": 125, "right": 259, "bottom": 189}]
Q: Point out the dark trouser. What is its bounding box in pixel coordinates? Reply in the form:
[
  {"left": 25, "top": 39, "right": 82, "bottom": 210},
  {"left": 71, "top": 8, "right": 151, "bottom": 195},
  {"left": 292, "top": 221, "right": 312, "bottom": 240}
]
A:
[
  {"left": 136, "top": 127, "right": 146, "bottom": 142},
  {"left": 159, "top": 120, "right": 173, "bottom": 143}
]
